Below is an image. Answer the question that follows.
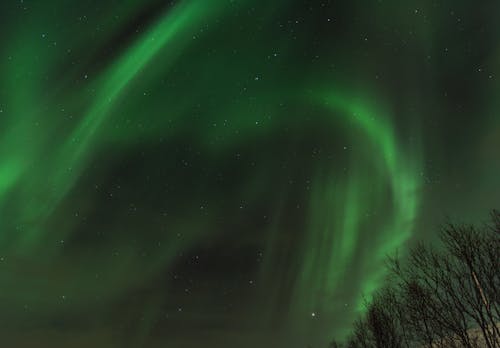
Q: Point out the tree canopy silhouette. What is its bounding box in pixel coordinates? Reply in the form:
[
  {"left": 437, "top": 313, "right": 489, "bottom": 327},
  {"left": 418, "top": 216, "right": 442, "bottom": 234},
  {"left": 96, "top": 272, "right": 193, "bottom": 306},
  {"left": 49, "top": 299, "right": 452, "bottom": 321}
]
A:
[{"left": 331, "top": 210, "right": 499, "bottom": 348}]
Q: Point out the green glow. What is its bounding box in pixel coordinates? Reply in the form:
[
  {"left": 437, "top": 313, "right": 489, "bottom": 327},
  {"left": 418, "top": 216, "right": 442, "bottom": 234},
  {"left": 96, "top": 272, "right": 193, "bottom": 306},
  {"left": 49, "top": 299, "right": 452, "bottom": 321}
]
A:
[
  {"left": 259, "top": 92, "right": 421, "bottom": 337},
  {"left": 0, "top": 0, "right": 498, "bottom": 347}
]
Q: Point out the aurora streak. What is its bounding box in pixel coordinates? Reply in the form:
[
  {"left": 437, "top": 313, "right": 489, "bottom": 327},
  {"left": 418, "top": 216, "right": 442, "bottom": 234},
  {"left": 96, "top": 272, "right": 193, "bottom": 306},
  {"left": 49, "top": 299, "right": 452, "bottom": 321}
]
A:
[{"left": 0, "top": 0, "right": 499, "bottom": 347}]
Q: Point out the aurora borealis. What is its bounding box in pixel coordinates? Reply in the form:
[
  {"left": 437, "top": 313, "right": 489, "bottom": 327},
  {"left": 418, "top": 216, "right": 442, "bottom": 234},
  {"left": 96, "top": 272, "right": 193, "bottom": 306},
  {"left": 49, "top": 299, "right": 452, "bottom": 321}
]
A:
[{"left": 0, "top": 0, "right": 499, "bottom": 347}]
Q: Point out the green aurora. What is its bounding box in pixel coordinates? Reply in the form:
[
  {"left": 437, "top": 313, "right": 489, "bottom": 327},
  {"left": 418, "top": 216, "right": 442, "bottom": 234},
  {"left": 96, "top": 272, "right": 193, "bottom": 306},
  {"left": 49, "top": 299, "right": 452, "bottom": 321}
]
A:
[{"left": 0, "top": 0, "right": 499, "bottom": 347}]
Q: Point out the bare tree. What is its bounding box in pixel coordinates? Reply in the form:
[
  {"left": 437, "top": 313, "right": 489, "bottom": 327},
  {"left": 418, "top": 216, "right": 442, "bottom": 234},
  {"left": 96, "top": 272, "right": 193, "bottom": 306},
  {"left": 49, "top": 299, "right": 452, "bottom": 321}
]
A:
[
  {"left": 438, "top": 213, "right": 499, "bottom": 347},
  {"left": 363, "top": 287, "right": 405, "bottom": 348},
  {"left": 340, "top": 211, "right": 499, "bottom": 348},
  {"left": 386, "top": 212, "right": 499, "bottom": 347},
  {"left": 346, "top": 317, "right": 376, "bottom": 348}
]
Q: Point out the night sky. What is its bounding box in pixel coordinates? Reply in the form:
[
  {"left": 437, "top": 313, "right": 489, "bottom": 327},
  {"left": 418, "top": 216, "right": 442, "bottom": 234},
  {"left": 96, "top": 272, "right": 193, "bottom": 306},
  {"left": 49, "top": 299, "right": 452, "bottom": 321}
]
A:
[{"left": 0, "top": 0, "right": 499, "bottom": 347}]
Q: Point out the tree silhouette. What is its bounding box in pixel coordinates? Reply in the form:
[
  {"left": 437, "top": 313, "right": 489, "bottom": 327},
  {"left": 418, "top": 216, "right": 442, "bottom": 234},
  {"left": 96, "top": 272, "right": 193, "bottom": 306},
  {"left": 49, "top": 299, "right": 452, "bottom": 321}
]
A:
[{"left": 334, "top": 210, "right": 499, "bottom": 348}]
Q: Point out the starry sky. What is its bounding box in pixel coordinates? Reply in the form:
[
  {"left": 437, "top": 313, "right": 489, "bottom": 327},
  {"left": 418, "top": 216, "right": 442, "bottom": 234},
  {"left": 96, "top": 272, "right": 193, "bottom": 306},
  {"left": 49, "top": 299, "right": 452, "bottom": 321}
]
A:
[{"left": 0, "top": 0, "right": 499, "bottom": 347}]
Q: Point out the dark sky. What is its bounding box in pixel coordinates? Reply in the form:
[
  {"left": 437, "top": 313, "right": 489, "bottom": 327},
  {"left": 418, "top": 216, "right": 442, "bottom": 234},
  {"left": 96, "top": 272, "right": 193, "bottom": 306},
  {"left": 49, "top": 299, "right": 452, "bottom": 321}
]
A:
[{"left": 0, "top": 0, "right": 499, "bottom": 347}]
